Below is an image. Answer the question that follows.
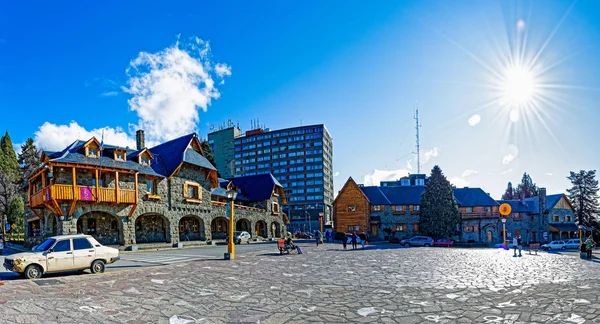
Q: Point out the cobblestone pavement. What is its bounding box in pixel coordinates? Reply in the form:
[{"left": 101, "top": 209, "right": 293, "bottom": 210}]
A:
[{"left": 1, "top": 244, "right": 599, "bottom": 324}]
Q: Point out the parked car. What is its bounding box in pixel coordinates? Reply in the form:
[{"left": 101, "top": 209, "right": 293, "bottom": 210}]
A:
[
  {"left": 564, "top": 239, "right": 582, "bottom": 249},
  {"left": 3, "top": 234, "right": 120, "bottom": 279},
  {"left": 400, "top": 236, "right": 434, "bottom": 247},
  {"left": 225, "top": 231, "right": 251, "bottom": 244},
  {"left": 294, "top": 231, "right": 314, "bottom": 239},
  {"left": 434, "top": 238, "right": 454, "bottom": 247},
  {"left": 541, "top": 240, "right": 566, "bottom": 250}
]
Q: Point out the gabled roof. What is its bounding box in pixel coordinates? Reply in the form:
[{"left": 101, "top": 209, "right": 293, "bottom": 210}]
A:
[
  {"left": 497, "top": 199, "right": 532, "bottom": 213},
  {"left": 229, "top": 173, "right": 284, "bottom": 202},
  {"left": 452, "top": 188, "right": 499, "bottom": 207},
  {"left": 150, "top": 133, "right": 215, "bottom": 177},
  {"left": 497, "top": 194, "right": 570, "bottom": 214},
  {"left": 333, "top": 177, "right": 370, "bottom": 206}
]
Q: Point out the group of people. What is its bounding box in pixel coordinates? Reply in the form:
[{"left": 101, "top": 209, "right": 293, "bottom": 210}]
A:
[
  {"left": 310, "top": 230, "right": 369, "bottom": 250},
  {"left": 584, "top": 235, "right": 596, "bottom": 259}
]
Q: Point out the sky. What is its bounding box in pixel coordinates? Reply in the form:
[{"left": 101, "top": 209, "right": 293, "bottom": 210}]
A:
[{"left": 1, "top": 0, "right": 599, "bottom": 199}]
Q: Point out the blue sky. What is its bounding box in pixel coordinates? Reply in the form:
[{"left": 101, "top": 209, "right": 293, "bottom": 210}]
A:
[{"left": 1, "top": 0, "right": 599, "bottom": 198}]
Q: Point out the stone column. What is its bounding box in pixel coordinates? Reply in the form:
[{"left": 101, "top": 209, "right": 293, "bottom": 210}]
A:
[{"left": 203, "top": 217, "right": 212, "bottom": 241}]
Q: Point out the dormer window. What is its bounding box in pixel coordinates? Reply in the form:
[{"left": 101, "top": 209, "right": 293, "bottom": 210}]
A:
[
  {"left": 87, "top": 148, "right": 98, "bottom": 158},
  {"left": 140, "top": 157, "right": 150, "bottom": 166},
  {"left": 114, "top": 149, "right": 126, "bottom": 161}
]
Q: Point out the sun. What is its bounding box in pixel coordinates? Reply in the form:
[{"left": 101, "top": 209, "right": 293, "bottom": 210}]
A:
[{"left": 501, "top": 65, "right": 536, "bottom": 108}]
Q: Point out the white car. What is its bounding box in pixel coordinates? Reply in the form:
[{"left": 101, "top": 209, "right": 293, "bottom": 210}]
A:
[
  {"left": 564, "top": 239, "right": 582, "bottom": 249},
  {"left": 541, "top": 240, "right": 566, "bottom": 250},
  {"left": 3, "top": 234, "right": 120, "bottom": 279},
  {"left": 225, "top": 231, "right": 251, "bottom": 244}
]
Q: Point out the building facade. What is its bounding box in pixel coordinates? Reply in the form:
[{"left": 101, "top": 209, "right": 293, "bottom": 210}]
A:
[
  {"left": 209, "top": 124, "right": 334, "bottom": 233},
  {"left": 207, "top": 126, "right": 243, "bottom": 179},
  {"left": 25, "top": 131, "right": 287, "bottom": 248}
]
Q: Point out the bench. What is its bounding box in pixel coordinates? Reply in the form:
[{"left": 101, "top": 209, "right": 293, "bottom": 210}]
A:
[{"left": 529, "top": 243, "right": 540, "bottom": 255}]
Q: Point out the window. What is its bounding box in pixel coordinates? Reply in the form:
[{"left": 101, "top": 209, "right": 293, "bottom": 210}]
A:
[
  {"left": 552, "top": 215, "right": 560, "bottom": 222},
  {"left": 373, "top": 205, "right": 382, "bottom": 211},
  {"left": 87, "top": 148, "right": 98, "bottom": 158},
  {"left": 413, "top": 205, "right": 420, "bottom": 211},
  {"left": 415, "top": 179, "right": 425, "bottom": 186},
  {"left": 73, "top": 238, "right": 93, "bottom": 250},
  {"left": 348, "top": 225, "right": 359, "bottom": 231},
  {"left": 486, "top": 207, "right": 492, "bottom": 212},
  {"left": 140, "top": 157, "right": 150, "bottom": 166},
  {"left": 185, "top": 182, "right": 201, "bottom": 200},
  {"left": 52, "top": 240, "right": 71, "bottom": 252},
  {"left": 466, "top": 207, "right": 473, "bottom": 213},
  {"left": 395, "top": 205, "right": 404, "bottom": 212},
  {"left": 348, "top": 205, "right": 356, "bottom": 212},
  {"left": 87, "top": 219, "right": 97, "bottom": 234},
  {"left": 395, "top": 225, "right": 405, "bottom": 232},
  {"left": 146, "top": 179, "right": 157, "bottom": 194},
  {"left": 272, "top": 202, "right": 280, "bottom": 215},
  {"left": 115, "top": 152, "right": 125, "bottom": 161},
  {"left": 566, "top": 215, "right": 572, "bottom": 222},
  {"left": 413, "top": 224, "right": 419, "bottom": 232}
]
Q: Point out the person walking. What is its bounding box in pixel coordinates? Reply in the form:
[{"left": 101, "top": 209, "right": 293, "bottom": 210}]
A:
[
  {"left": 315, "top": 230, "right": 322, "bottom": 247},
  {"left": 513, "top": 236, "right": 519, "bottom": 257},
  {"left": 359, "top": 231, "right": 367, "bottom": 249},
  {"left": 585, "top": 235, "right": 596, "bottom": 259},
  {"left": 517, "top": 235, "right": 523, "bottom": 257},
  {"left": 342, "top": 235, "right": 347, "bottom": 250},
  {"left": 351, "top": 232, "right": 358, "bottom": 250}
]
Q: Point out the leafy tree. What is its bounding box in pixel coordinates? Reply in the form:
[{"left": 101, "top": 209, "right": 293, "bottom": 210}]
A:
[
  {"left": 18, "top": 138, "right": 41, "bottom": 180},
  {"left": 567, "top": 170, "right": 599, "bottom": 227},
  {"left": 7, "top": 195, "right": 24, "bottom": 233},
  {"left": 501, "top": 182, "right": 515, "bottom": 200},
  {"left": 515, "top": 172, "right": 538, "bottom": 199},
  {"left": 419, "top": 165, "right": 461, "bottom": 238}
]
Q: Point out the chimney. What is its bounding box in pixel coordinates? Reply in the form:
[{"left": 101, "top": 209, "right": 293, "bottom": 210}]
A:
[
  {"left": 539, "top": 187, "right": 546, "bottom": 217},
  {"left": 136, "top": 130, "right": 145, "bottom": 150}
]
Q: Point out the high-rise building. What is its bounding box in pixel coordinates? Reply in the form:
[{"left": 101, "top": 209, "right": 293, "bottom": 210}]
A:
[
  {"left": 209, "top": 124, "right": 334, "bottom": 232},
  {"left": 207, "top": 126, "right": 243, "bottom": 179}
]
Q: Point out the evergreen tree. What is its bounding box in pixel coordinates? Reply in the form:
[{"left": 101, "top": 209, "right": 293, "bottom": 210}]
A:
[
  {"left": 567, "top": 170, "right": 599, "bottom": 226},
  {"left": 419, "top": 165, "right": 461, "bottom": 238},
  {"left": 7, "top": 195, "right": 24, "bottom": 233},
  {"left": 0, "top": 131, "right": 20, "bottom": 176},
  {"left": 18, "top": 138, "right": 41, "bottom": 180},
  {"left": 515, "top": 172, "right": 538, "bottom": 198},
  {"left": 201, "top": 140, "right": 216, "bottom": 167},
  {"left": 0, "top": 131, "right": 21, "bottom": 236},
  {"left": 501, "top": 182, "right": 515, "bottom": 200}
]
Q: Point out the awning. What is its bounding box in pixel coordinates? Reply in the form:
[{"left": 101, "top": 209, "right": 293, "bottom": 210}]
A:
[{"left": 549, "top": 223, "right": 579, "bottom": 232}]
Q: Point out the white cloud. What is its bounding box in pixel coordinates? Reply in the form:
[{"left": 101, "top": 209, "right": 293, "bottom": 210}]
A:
[
  {"left": 502, "top": 144, "right": 519, "bottom": 164},
  {"left": 462, "top": 169, "right": 478, "bottom": 177},
  {"left": 546, "top": 172, "right": 553, "bottom": 176},
  {"left": 450, "top": 177, "right": 470, "bottom": 188},
  {"left": 422, "top": 147, "right": 439, "bottom": 164},
  {"left": 363, "top": 169, "right": 410, "bottom": 186},
  {"left": 334, "top": 172, "right": 340, "bottom": 177},
  {"left": 34, "top": 36, "right": 230, "bottom": 151},
  {"left": 34, "top": 121, "right": 136, "bottom": 151},
  {"left": 500, "top": 168, "right": 513, "bottom": 175},
  {"left": 100, "top": 91, "right": 119, "bottom": 97},
  {"left": 468, "top": 114, "right": 481, "bottom": 126}
]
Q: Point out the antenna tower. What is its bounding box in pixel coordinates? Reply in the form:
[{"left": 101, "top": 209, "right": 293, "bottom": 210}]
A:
[{"left": 414, "top": 102, "right": 422, "bottom": 174}]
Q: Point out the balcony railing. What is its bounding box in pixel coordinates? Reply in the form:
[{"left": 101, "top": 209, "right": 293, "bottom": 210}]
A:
[
  {"left": 29, "top": 184, "right": 136, "bottom": 207},
  {"left": 211, "top": 201, "right": 267, "bottom": 213},
  {"left": 460, "top": 212, "right": 500, "bottom": 219}
]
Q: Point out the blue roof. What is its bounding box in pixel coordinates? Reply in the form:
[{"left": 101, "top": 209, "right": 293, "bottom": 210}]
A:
[
  {"left": 360, "top": 186, "right": 391, "bottom": 204},
  {"left": 498, "top": 194, "right": 567, "bottom": 214},
  {"left": 379, "top": 186, "right": 426, "bottom": 205},
  {"left": 183, "top": 148, "right": 217, "bottom": 172},
  {"left": 452, "top": 188, "right": 499, "bottom": 207},
  {"left": 229, "top": 173, "right": 283, "bottom": 202},
  {"left": 497, "top": 200, "right": 533, "bottom": 213},
  {"left": 150, "top": 133, "right": 195, "bottom": 176}
]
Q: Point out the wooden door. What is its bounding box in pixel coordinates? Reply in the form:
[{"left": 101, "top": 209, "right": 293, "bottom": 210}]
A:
[
  {"left": 487, "top": 230, "right": 493, "bottom": 243},
  {"left": 371, "top": 224, "right": 378, "bottom": 236}
]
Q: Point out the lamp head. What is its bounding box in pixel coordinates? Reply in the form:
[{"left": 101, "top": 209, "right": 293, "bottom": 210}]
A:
[{"left": 226, "top": 189, "right": 237, "bottom": 201}]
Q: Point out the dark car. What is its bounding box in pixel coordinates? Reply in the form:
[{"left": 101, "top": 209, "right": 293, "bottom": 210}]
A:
[
  {"left": 400, "top": 236, "right": 434, "bottom": 247},
  {"left": 434, "top": 238, "right": 454, "bottom": 247}
]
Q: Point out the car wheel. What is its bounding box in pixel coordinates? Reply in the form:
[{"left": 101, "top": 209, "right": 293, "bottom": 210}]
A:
[
  {"left": 247, "top": 239, "right": 250, "bottom": 244},
  {"left": 424, "top": 243, "right": 431, "bottom": 247},
  {"left": 24, "top": 264, "right": 42, "bottom": 279},
  {"left": 403, "top": 243, "right": 410, "bottom": 247},
  {"left": 91, "top": 260, "right": 105, "bottom": 274}
]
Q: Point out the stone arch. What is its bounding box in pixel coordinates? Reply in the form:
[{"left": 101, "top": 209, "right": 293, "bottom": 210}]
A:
[
  {"left": 135, "top": 213, "right": 170, "bottom": 244},
  {"left": 211, "top": 217, "right": 229, "bottom": 239},
  {"left": 76, "top": 211, "right": 123, "bottom": 245},
  {"left": 270, "top": 221, "right": 282, "bottom": 238},
  {"left": 482, "top": 224, "right": 498, "bottom": 244},
  {"left": 255, "top": 220, "right": 268, "bottom": 238},
  {"left": 236, "top": 218, "right": 251, "bottom": 233},
  {"left": 179, "top": 215, "right": 206, "bottom": 241}
]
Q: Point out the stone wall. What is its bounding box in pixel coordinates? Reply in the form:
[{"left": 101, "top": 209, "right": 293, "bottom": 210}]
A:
[
  {"left": 77, "top": 212, "right": 122, "bottom": 245},
  {"left": 179, "top": 216, "right": 206, "bottom": 241},
  {"left": 376, "top": 206, "right": 421, "bottom": 241},
  {"left": 135, "top": 214, "right": 168, "bottom": 243}
]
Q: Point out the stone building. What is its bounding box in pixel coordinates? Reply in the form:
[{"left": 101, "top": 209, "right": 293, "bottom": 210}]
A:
[
  {"left": 333, "top": 175, "right": 500, "bottom": 243},
  {"left": 24, "top": 131, "right": 287, "bottom": 248}
]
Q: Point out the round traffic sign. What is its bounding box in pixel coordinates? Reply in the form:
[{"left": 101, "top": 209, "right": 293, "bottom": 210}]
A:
[{"left": 499, "top": 203, "right": 512, "bottom": 216}]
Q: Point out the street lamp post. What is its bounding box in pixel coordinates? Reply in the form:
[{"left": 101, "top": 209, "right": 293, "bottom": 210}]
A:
[
  {"left": 578, "top": 225, "right": 584, "bottom": 252},
  {"left": 502, "top": 218, "right": 507, "bottom": 248},
  {"left": 226, "top": 189, "right": 238, "bottom": 260}
]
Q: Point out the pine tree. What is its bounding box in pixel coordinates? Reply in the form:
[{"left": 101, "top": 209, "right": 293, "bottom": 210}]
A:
[
  {"left": 7, "top": 195, "right": 24, "bottom": 233},
  {"left": 515, "top": 172, "right": 538, "bottom": 198},
  {"left": 419, "top": 165, "right": 461, "bottom": 238},
  {"left": 501, "top": 182, "right": 515, "bottom": 200},
  {"left": 201, "top": 140, "right": 216, "bottom": 167},
  {"left": 0, "top": 131, "right": 21, "bottom": 236},
  {"left": 567, "top": 170, "right": 599, "bottom": 227},
  {"left": 18, "top": 138, "right": 41, "bottom": 180}
]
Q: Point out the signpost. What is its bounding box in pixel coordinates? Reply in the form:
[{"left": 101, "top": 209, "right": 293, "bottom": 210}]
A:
[{"left": 499, "top": 203, "right": 512, "bottom": 248}]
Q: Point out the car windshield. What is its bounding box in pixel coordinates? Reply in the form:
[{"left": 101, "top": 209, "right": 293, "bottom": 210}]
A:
[
  {"left": 34, "top": 238, "right": 56, "bottom": 252},
  {"left": 234, "top": 232, "right": 242, "bottom": 236}
]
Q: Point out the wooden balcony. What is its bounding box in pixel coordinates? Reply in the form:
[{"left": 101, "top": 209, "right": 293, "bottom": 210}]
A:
[
  {"left": 460, "top": 212, "right": 500, "bottom": 219},
  {"left": 29, "top": 184, "right": 136, "bottom": 208}
]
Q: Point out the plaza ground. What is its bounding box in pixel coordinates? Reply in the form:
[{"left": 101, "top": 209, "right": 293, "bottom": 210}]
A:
[{"left": 0, "top": 242, "right": 599, "bottom": 323}]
